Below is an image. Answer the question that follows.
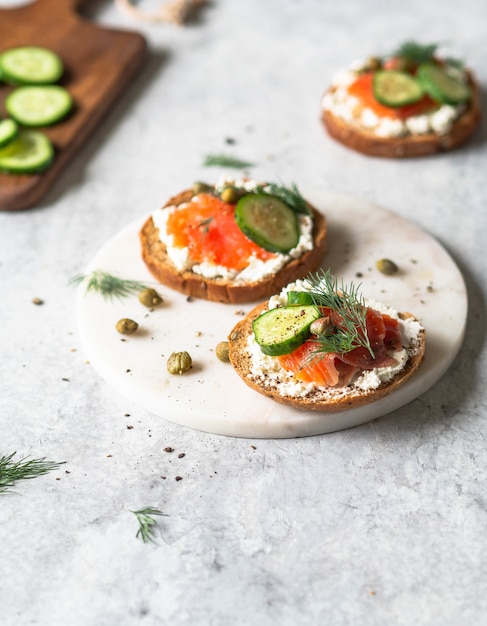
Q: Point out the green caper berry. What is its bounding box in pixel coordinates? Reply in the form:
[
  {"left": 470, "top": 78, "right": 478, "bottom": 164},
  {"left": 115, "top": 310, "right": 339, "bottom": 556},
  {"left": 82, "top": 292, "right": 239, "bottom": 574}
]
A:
[
  {"left": 220, "top": 186, "right": 240, "bottom": 204},
  {"left": 310, "top": 316, "right": 332, "bottom": 336},
  {"left": 215, "top": 341, "right": 230, "bottom": 362},
  {"left": 116, "top": 318, "right": 138, "bottom": 335},
  {"left": 365, "top": 56, "right": 381, "bottom": 71},
  {"left": 138, "top": 287, "right": 163, "bottom": 307},
  {"left": 376, "top": 258, "right": 399, "bottom": 276},
  {"left": 192, "top": 181, "right": 213, "bottom": 195},
  {"left": 167, "top": 351, "right": 192, "bottom": 375}
]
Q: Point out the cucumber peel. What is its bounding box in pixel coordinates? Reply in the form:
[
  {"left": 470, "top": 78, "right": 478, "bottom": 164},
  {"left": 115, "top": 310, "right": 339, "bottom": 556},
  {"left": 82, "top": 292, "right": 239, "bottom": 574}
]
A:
[{"left": 287, "top": 291, "right": 314, "bottom": 306}]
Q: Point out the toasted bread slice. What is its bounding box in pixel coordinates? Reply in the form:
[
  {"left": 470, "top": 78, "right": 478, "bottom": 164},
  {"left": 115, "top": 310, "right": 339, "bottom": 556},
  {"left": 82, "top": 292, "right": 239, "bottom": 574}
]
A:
[
  {"left": 228, "top": 301, "right": 425, "bottom": 412},
  {"left": 140, "top": 188, "right": 327, "bottom": 304},
  {"left": 321, "top": 73, "right": 481, "bottom": 158}
]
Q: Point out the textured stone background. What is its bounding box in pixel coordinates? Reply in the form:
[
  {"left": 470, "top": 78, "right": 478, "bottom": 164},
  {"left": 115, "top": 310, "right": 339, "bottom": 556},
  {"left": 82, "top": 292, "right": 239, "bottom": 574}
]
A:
[{"left": 1, "top": 0, "right": 486, "bottom": 624}]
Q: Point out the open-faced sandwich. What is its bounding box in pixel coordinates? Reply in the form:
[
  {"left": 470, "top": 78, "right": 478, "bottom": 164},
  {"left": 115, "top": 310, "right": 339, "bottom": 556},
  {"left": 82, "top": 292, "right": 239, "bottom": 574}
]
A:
[
  {"left": 321, "top": 41, "right": 481, "bottom": 158},
  {"left": 228, "top": 271, "right": 425, "bottom": 411},
  {"left": 140, "top": 179, "right": 327, "bottom": 303}
]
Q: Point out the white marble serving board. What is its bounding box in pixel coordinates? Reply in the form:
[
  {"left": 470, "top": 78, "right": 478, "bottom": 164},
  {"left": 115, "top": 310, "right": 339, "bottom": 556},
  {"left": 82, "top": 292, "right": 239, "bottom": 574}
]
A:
[{"left": 76, "top": 189, "right": 467, "bottom": 438}]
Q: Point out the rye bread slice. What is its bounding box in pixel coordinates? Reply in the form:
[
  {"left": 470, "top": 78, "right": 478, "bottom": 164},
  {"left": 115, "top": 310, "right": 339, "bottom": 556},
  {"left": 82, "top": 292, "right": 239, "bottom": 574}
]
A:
[
  {"left": 139, "top": 189, "right": 327, "bottom": 304},
  {"left": 228, "top": 301, "right": 425, "bottom": 412},
  {"left": 321, "top": 73, "right": 481, "bottom": 158}
]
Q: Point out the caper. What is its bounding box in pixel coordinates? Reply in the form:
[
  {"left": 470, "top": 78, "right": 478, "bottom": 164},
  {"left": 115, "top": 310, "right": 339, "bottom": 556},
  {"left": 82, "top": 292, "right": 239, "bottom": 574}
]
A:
[
  {"left": 220, "top": 186, "right": 241, "bottom": 205},
  {"left": 215, "top": 341, "right": 230, "bottom": 362},
  {"left": 167, "top": 351, "right": 192, "bottom": 375},
  {"left": 138, "top": 287, "right": 163, "bottom": 308},
  {"left": 364, "top": 56, "right": 381, "bottom": 71},
  {"left": 310, "top": 316, "right": 332, "bottom": 336},
  {"left": 376, "top": 258, "right": 399, "bottom": 276},
  {"left": 116, "top": 318, "right": 139, "bottom": 335},
  {"left": 192, "top": 181, "right": 213, "bottom": 195}
]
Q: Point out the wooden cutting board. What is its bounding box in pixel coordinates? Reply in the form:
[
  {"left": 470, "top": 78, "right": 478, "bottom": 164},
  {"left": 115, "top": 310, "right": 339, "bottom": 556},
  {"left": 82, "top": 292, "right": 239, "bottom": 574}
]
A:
[{"left": 0, "top": 0, "right": 147, "bottom": 211}]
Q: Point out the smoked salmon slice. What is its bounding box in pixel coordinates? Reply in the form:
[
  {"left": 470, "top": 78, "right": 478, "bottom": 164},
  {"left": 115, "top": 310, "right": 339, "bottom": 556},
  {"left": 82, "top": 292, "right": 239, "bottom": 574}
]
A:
[
  {"left": 166, "top": 193, "right": 276, "bottom": 272},
  {"left": 278, "top": 307, "right": 403, "bottom": 387}
]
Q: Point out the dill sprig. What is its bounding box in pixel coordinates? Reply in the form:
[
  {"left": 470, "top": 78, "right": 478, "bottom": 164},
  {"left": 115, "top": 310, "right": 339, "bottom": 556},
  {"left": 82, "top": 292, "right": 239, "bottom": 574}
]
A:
[
  {"left": 70, "top": 270, "right": 148, "bottom": 301},
  {"left": 306, "top": 269, "right": 374, "bottom": 358},
  {"left": 255, "top": 182, "right": 311, "bottom": 216},
  {"left": 391, "top": 40, "right": 464, "bottom": 69},
  {"left": 198, "top": 216, "right": 214, "bottom": 233},
  {"left": 443, "top": 56, "right": 465, "bottom": 69},
  {"left": 392, "top": 40, "right": 439, "bottom": 64},
  {"left": 203, "top": 154, "right": 255, "bottom": 169},
  {"left": 131, "top": 507, "right": 167, "bottom": 543},
  {"left": 0, "top": 452, "right": 64, "bottom": 494}
]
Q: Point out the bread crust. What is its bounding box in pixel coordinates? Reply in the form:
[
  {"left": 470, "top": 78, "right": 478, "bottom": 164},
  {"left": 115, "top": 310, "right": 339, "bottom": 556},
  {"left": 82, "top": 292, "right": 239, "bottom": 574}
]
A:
[
  {"left": 228, "top": 301, "right": 426, "bottom": 412},
  {"left": 139, "top": 189, "right": 327, "bottom": 304},
  {"left": 321, "top": 72, "right": 481, "bottom": 158}
]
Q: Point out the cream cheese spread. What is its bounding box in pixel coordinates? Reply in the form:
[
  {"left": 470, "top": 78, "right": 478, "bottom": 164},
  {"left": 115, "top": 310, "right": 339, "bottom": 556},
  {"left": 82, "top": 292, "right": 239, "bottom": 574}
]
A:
[
  {"left": 248, "top": 279, "right": 423, "bottom": 397},
  {"left": 152, "top": 179, "right": 314, "bottom": 283},
  {"left": 322, "top": 60, "right": 467, "bottom": 137}
]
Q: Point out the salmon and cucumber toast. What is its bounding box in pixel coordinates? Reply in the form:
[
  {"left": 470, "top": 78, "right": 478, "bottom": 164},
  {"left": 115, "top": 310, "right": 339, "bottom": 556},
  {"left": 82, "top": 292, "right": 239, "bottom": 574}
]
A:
[
  {"left": 140, "top": 179, "right": 327, "bottom": 303},
  {"left": 228, "top": 271, "right": 425, "bottom": 411},
  {"left": 321, "top": 40, "right": 481, "bottom": 157}
]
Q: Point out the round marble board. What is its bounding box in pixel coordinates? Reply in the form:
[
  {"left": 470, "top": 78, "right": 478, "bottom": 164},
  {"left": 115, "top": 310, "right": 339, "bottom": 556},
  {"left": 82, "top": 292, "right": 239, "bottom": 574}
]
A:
[{"left": 76, "top": 189, "right": 467, "bottom": 439}]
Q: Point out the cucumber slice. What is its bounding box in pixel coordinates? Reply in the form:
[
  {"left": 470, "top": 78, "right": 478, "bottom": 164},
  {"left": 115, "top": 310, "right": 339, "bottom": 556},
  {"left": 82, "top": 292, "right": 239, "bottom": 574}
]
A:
[
  {"left": 417, "top": 63, "right": 471, "bottom": 104},
  {"left": 0, "top": 46, "right": 64, "bottom": 85},
  {"left": 0, "top": 129, "right": 54, "bottom": 174},
  {"left": 5, "top": 85, "right": 73, "bottom": 127},
  {"left": 287, "top": 291, "right": 314, "bottom": 306},
  {"left": 0, "top": 118, "right": 18, "bottom": 148},
  {"left": 252, "top": 305, "right": 320, "bottom": 356},
  {"left": 373, "top": 70, "right": 424, "bottom": 107},
  {"left": 235, "top": 193, "right": 299, "bottom": 253}
]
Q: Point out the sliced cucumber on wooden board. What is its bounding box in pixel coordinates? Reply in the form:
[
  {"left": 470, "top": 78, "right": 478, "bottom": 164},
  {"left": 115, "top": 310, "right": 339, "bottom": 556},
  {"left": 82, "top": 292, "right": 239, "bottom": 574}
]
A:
[
  {"left": 6, "top": 85, "right": 73, "bottom": 126},
  {"left": 0, "top": 46, "right": 64, "bottom": 85},
  {"left": 0, "top": 0, "right": 147, "bottom": 211},
  {"left": 0, "top": 130, "right": 54, "bottom": 174},
  {"left": 0, "top": 118, "right": 18, "bottom": 148}
]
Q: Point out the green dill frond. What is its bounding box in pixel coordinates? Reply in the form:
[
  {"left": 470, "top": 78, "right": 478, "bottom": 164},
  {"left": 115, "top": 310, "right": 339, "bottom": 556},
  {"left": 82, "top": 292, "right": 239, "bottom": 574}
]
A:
[
  {"left": 198, "top": 216, "right": 214, "bottom": 233},
  {"left": 0, "top": 452, "right": 64, "bottom": 494},
  {"left": 131, "top": 507, "right": 167, "bottom": 543},
  {"left": 310, "top": 322, "right": 366, "bottom": 356},
  {"left": 306, "top": 269, "right": 374, "bottom": 358},
  {"left": 70, "top": 271, "right": 148, "bottom": 301},
  {"left": 443, "top": 56, "right": 465, "bottom": 69},
  {"left": 255, "top": 182, "right": 311, "bottom": 215},
  {"left": 392, "top": 40, "right": 438, "bottom": 63},
  {"left": 203, "top": 154, "right": 255, "bottom": 169}
]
